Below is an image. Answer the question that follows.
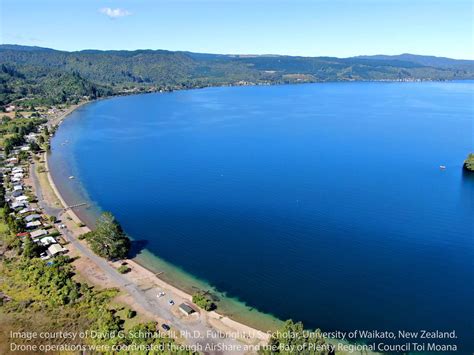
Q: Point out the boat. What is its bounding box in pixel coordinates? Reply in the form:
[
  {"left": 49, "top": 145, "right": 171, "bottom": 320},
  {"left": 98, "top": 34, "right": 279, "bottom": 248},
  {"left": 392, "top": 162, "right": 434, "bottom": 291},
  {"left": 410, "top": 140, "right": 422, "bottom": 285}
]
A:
[
  {"left": 439, "top": 165, "right": 446, "bottom": 170},
  {"left": 69, "top": 176, "right": 75, "bottom": 179}
]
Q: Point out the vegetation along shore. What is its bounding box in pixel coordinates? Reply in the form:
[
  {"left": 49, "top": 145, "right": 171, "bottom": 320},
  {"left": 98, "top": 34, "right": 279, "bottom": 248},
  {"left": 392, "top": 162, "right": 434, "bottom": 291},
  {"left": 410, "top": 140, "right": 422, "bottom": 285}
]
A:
[{"left": 463, "top": 153, "right": 474, "bottom": 172}]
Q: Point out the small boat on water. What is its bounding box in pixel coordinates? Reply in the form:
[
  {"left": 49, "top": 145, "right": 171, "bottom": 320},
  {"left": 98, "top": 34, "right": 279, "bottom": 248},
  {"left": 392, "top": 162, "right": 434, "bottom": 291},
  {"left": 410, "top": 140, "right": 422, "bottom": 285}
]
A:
[
  {"left": 439, "top": 165, "right": 446, "bottom": 170},
  {"left": 69, "top": 176, "right": 75, "bottom": 179}
]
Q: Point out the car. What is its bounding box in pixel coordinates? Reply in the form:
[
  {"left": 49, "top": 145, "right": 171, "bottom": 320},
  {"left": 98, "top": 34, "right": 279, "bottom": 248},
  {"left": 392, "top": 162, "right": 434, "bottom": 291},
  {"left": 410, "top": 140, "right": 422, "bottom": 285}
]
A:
[
  {"left": 157, "top": 291, "right": 165, "bottom": 298},
  {"left": 168, "top": 300, "right": 175, "bottom": 306},
  {"left": 161, "top": 324, "right": 171, "bottom": 331}
]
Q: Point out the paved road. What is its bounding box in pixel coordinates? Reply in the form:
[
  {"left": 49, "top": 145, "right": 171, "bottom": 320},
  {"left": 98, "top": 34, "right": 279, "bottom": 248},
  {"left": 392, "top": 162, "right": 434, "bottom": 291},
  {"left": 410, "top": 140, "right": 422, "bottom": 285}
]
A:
[{"left": 30, "top": 162, "right": 249, "bottom": 354}]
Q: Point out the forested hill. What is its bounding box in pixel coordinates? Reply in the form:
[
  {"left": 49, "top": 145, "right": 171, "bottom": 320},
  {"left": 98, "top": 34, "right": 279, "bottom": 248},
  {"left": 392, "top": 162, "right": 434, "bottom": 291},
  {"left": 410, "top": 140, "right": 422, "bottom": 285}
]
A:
[
  {"left": 356, "top": 53, "right": 474, "bottom": 70},
  {"left": 1, "top": 44, "right": 473, "bottom": 106}
]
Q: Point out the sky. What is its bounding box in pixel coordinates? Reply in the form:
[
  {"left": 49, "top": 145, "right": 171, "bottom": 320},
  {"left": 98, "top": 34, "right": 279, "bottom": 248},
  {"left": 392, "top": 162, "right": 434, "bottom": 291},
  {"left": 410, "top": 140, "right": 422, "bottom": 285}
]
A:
[{"left": 1, "top": 0, "right": 473, "bottom": 59}]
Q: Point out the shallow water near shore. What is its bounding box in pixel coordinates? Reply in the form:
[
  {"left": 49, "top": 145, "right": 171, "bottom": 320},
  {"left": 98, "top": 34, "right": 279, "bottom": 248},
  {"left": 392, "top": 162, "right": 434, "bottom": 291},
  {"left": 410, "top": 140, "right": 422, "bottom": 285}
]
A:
[{"left": 49, "top": 82, "right": 474, "bottom": 350}]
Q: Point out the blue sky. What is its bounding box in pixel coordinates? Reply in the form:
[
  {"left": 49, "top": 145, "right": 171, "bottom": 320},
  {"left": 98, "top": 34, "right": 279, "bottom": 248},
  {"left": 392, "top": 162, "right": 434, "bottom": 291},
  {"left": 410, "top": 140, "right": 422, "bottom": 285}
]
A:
[{"left": 1, "top": 0, "right": 473, "bottom": 59}]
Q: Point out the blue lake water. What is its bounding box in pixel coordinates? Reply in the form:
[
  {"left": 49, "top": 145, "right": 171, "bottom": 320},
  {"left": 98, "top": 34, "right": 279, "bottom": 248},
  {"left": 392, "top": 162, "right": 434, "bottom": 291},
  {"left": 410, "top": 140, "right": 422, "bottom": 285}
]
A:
[{"left": 50, "top": 82, "right": 474, "bottom": 350}]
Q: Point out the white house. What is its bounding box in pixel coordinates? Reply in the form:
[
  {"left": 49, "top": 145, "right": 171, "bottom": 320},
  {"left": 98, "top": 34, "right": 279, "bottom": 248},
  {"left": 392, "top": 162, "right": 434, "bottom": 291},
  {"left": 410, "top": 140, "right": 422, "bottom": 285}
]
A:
[
  {"left": 19, "top": 207, "right": 34, "bottom": 215},
  {"left": 11, "top": 201, "right": 27, "bottom": 210},
  {"left": 26, "top": 221, "right": 42, "bottom": 229},
  {"left": 39, "top": 236, "right": 57, "bottom": 246}
]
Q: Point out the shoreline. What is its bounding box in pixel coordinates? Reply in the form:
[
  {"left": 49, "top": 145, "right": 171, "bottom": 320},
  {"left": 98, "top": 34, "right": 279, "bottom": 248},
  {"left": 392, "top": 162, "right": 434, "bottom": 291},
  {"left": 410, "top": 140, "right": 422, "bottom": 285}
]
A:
[{"left": 44, "top": 101, "right": 273, "bottom": 343}]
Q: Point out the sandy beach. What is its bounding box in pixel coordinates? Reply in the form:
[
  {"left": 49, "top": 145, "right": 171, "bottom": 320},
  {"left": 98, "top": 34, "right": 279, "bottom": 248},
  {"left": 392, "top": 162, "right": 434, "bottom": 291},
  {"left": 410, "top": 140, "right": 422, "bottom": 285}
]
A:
[{"left": 32, "top": 102, "right": 271, "bottom": 352}]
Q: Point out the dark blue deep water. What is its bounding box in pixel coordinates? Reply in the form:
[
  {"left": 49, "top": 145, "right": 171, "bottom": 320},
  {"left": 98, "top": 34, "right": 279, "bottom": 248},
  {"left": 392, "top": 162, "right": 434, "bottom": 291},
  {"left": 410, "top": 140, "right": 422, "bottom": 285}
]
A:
[{"left": 50, "top": 82, "right": 474, "bottom": 351}]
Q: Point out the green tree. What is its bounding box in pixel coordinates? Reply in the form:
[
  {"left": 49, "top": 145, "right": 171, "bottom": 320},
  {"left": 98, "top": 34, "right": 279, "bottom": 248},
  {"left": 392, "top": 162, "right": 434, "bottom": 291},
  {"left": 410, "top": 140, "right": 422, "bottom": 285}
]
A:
[
  {"left": 22, "top": 237, "right": 40, "bottom": 259},
  {"left": 192, "top": 291, "right": 216, "bottom": 311},
  {"left": 464, "top": 153, "right": 474, "bottom": 172},
  {"left": 86, "top": 212, "right": 130, "bottom": 260},
  {"left": 29, "top": 141, "right": 41, "bottom": 152}
]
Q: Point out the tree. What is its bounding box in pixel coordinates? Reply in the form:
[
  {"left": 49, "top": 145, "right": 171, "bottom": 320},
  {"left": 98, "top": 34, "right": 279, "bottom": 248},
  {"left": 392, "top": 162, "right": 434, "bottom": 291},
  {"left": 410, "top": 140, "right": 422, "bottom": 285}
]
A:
[
  {"left": 22, "top": 237, "right": 40, "bottom": 259},
  {"left": 464, "top": 153, "right": 474, "bottom": 172},
  {"left": 86, "top": 212, "right": 130, "bottom": 260},
  {"left": 29, "top": 141, "right": 41, "bottom": 152},
  {"left": 192, "top": 291, "right": 216, "bottom": 311}
]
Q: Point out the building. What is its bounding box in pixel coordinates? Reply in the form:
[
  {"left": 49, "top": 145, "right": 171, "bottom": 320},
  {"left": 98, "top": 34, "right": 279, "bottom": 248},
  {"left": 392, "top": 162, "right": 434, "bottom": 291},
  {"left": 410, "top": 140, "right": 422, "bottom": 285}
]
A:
[
  {"left": 178, "top": 303, "right": 196, "bottom": 316},
  {"left": 10, "top": 201, "right": 27, "bottom": 210},
  {"left": 11, "top": 189, "right": 23, "bottom": 198},
  {"left": 19, "top": 207, "right": 34, "bottom": 215},
  {"left": 15, "top": 195, "right": 28, "bottom": 203},
  {"left": 47, "top": 244, "right": 67, "bottom": 257},
  {"left": 24, "top": 214, "right": 41, "bottom": 223},
  {"left": 30, "top": 229, "right": 47, "bottom": 239},
  {"left": 26, "top": 221, "right": 42, "bottom": 229},
  {"left": 39, "top": 236, "right": 57, "bottom": 246}
]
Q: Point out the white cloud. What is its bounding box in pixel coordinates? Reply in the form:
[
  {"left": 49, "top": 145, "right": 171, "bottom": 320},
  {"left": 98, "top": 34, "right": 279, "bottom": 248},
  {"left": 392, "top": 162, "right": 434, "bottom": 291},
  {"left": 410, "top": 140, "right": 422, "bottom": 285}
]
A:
[{"left": 99, "top": 8, "right": 132, "bottom": 19}]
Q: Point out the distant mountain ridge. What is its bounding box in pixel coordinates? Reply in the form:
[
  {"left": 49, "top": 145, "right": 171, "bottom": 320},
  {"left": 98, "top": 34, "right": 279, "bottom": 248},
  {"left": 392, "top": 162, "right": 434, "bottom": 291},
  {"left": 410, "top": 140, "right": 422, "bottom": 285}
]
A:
[
  {"left": 355, "top": 53, "right": 474, "bottom": 70},
  {"left": 1, "top": 44, "right": 473, "bottom": 106}
]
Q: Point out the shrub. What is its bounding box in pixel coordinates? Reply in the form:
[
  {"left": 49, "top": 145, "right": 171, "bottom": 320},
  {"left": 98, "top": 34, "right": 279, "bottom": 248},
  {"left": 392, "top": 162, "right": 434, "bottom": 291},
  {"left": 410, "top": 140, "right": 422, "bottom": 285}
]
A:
[
  {"left": 117, "top": 265, "right": 131, "bottom": 274},
  {"left": 127, "top": 309, "right": 137, "bottom": 319},
  {"left": 192, "top": 292, "right": 216, "bottom": 311}
]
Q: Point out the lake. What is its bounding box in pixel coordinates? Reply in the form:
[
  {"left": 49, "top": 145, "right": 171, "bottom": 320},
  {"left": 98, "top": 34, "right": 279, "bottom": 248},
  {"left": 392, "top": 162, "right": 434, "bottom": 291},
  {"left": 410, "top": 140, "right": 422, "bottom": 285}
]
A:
[{"left": 49, "top": 82, "right": 474, "bottom": 351}]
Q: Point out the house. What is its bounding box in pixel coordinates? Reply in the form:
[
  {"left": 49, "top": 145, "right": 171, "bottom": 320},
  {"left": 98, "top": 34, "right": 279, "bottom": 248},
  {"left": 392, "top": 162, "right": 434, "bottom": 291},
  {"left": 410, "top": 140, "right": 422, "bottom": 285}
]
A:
[
  {"left": 39, "top": 236, "right": 57, "bottom": 246},
  {"left": 16, "top": 232, "right": 30, "bottom": 238},
  {"left": 178, "top": 303, "right": 196, "bottom": 316},
  {"left": 24, "top": 214, "right": 41, "bottom": 223},
  {"left": 11, "top": 189, "right": 23, "bottom": 198},
  {"left": 11, "top": 201, "right": 27, "bottom": 210},
  {"left": 13, "top": 185, "right": 23, "bottom": 191},
  {"left": 15, "top": 195, "right": 28, "bottom": 202},
  {"left": 25, "top": 133, "right": 38, "bottom": 142},
  {"left": 19, "top": 207, "right": 33, "bottom": 215},
  {"left": 26, "top": 221, "right": 42, "bottom": 229},
  {"left": 30, "top": 229, "right": 47, "bottom": 239},
  {"left": 47, "top": 244, "right": 66, "bottom": 257},
  {"left": 13, "top": 173, "right": 24, "bottom": 179}
]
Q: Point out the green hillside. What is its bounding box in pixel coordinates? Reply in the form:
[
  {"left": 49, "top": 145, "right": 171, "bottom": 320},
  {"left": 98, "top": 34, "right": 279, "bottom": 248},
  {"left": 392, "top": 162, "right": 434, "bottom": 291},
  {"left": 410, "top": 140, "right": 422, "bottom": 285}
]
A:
[{"left": 1, "top": 45, "right": 473, "bottom": 106}]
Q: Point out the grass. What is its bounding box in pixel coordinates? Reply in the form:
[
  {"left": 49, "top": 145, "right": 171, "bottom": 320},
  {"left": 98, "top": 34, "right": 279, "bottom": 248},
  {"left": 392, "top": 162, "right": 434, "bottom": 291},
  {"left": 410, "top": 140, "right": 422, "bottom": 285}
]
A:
[{"left": 0, "top": 220, "right": 8, "bottom": 236}]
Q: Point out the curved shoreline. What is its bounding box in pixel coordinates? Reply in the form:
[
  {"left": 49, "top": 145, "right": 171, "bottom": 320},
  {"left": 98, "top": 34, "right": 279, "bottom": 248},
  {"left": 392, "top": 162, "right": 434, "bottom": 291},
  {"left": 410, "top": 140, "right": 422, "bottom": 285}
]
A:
[{"left": 44, "top": 101, "right": 273, "bottom": 342}]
